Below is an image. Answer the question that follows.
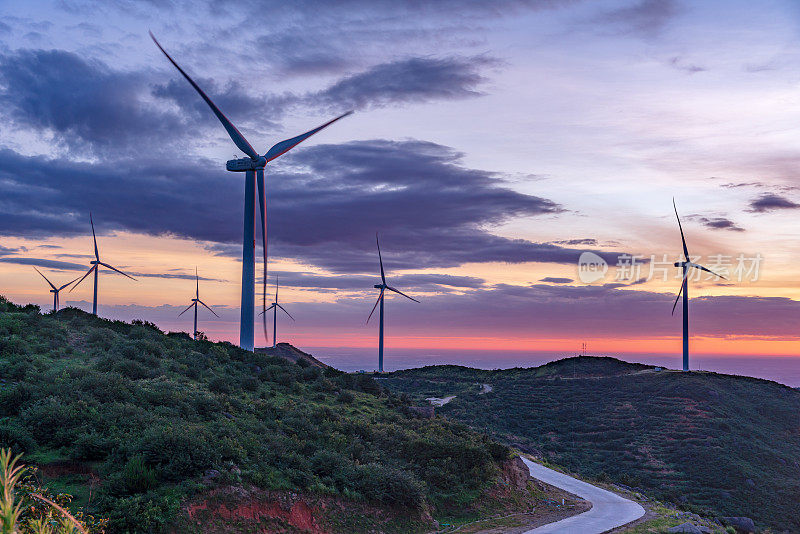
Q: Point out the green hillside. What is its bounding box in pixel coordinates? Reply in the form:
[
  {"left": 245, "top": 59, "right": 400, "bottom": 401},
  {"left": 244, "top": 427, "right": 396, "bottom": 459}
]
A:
[
  {"left": 383, "top": 357, "right": 800, "bottom": 532},
  {"left": 0, "top": 297, "right": 537, "bottom": 533}
]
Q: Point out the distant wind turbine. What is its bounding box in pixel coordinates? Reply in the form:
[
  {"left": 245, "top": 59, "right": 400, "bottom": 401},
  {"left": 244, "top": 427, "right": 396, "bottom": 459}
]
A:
[
  {"left": 367, "top": 234, "right": 419, "bottom": 373},
  {"left": 261, "top": 276, "right": 294, "bottom": 348},
  {"left": 150, "top": 32, "right": 352, "bottom": 351},
  {"left": 672, "top": 199, "right": 726, "bottom": 371},
  {"left": 33, "top": 267, "right": 80, "bottom": 312},
  {"left": 70, "top": 214, "right": 137, "bottom": 315},
  {"left": 179, "top": 268, "right": 219, "bottom": 340}
]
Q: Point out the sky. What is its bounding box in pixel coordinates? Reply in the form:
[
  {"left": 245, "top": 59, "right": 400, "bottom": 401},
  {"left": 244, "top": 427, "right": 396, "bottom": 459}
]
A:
[{"left": 1, "top": 0, "right": 799, "bottom": 368}]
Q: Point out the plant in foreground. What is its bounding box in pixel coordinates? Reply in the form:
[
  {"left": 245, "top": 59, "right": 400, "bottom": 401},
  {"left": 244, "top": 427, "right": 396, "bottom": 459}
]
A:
[{"left": 0, "top": 448, "right": 100, "bottom": 534}]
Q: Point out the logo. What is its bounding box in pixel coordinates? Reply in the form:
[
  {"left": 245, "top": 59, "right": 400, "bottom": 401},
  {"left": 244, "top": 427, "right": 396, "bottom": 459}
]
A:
[{"left": 578, "top": 252, "right": 608, "bottom": 284}]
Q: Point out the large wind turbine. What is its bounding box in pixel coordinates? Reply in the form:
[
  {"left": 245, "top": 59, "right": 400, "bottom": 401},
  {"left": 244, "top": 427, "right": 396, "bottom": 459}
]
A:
[
  {"left": 179, "top": 268, "right": 219, "bottom": 340},
  {"left": 367, "top": 235, "right": 419, "bottom": 373},
  {"left": 672, "top": 199, "right": 726, "bottom": 371},
  {"left": 262, "top": 276, "right": 294, "bottom": 348},
  {"left": 33, "top": 267, "right": 79, "bottom": 312},
  {"left": 151, "top": 33, "right": 352, "bottom": 351},
  {"left": 70, "top": 214, "right": 137, "bottom": 315}
]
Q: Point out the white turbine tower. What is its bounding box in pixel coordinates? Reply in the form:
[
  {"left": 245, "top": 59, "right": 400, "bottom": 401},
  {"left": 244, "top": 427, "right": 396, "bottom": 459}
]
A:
[
  {"left": 261, "top": 275, "right": 294, "bottom": 348},
  {"left": 70, "top": 214, "right": 137, "bottom": 315},
  {"left": 179, "top": 268, "right": 218, "bottom": 340},
  {"left": 33, "top": 267, "right": 79, "bottom": 312},
  {"left": 151, "top": 33, "right": 352, "bottom": 351},
  {"left": 672, "top": 199, "right": 727, "bottom": 371},
  {"left": 367, "top": 234, "right": 419, "bottom": 373}
]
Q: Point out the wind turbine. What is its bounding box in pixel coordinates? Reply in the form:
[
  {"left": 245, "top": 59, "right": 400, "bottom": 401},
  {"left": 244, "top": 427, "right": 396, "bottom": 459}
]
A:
[
  {"left": 367, "top": 234, "right": 419, "bottom": 373},
  {"left": 261, "top": 275, "right": 294, "bottom": 348},
  {"left": 150, "top": 33, "right": 352, "bottom": 351},
  {"left": 672, "top": 199, "right": 726, "bottom": 371},
  {"left": 33, "top": 267, "right": 80, "bottom": 312},
  {"left": 70, "top": 214, "right": 137, "bottom": 315},
  {"left": 179, "top": 268, "right": 218, "bottom": 340}
]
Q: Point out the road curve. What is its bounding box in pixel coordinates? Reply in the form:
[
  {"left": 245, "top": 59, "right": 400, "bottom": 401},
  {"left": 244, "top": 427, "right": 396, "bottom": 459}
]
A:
[{"left": 520, "top": 457, "right": 645, "bottom": 534}]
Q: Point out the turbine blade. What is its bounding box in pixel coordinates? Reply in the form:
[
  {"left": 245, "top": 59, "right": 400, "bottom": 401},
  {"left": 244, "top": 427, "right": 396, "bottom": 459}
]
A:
[
  {"left": 376, "top": 233, "right": 385, "bottom": 284},
  {"left": 277, "top": 303, "right": 295, "bottom": 321},
  {"left": 58, "top": 275, "right": 82, "bottom": 291},
  {"left": 98, "top": 262, "right": 137, "bottom": 281},
  {"left": 259, "top": 303, "right": 276, "bottom": 316},
  {"left": 386, "top": 286, "right": 420, "bottom": 303},
  {"left": 693, "top": 264, "right": 728, "bottom": 280},
  {"left": 673, "top": 198, "right": 690, "bottom": 261},
  {"left": 149, "top": 31, "right": 259, "bottom": 160},
  {"left": 257, "top": 168, "right": 268, "bottom": 345},
  {"left": 33, "top": 266, "right": 57, "bottom": 290},
  {"left": 671, "top": 273, "right": 689, "bottom": 315},
  {"left": 195, "top": 267, "right": 199, "bottom": 299},
  {"left": 178, "top": 302, "right": 195, "bottom": 317},
  {"left": 69, "top": 265, "right": 96, "bottom": 292},
  {"left": 197, "top": 299, "right": 220, "bottom": 318},
  {"left": 263, "top": 111, "right": 353, "bottom": 162},
  {"left": 90, "top": 213, "right": 99, "bottom": 261},
  {"left": 366, "top": 289, "right": 384, "bottom": 324}
]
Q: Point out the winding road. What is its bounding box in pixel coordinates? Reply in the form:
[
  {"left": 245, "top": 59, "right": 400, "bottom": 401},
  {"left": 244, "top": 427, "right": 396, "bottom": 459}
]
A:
[{"left": 520, "top": 457, "right": 645, "bottom": 534}]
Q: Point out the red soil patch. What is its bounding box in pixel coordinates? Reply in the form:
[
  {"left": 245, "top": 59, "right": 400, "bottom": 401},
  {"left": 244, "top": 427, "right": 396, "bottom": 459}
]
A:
[{"left": 184, "top": 488, "right": 325, "bottom": 534}]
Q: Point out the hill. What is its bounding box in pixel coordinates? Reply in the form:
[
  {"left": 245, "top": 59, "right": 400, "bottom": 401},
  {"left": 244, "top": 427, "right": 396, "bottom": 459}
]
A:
[
  {"left": 256, "top": 342, "right": 329, "bottom": 369},
  {"left": 0, "top": 297, "right": 544, "bottom": 533},
  {"left": 382, "top": 356, "right": 800, "bottom": 532}
]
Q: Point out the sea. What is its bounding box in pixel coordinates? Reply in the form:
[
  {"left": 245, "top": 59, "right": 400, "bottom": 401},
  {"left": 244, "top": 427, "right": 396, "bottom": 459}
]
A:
[{"left": 306, "top": 347, "right": 800, "bottom": 388}]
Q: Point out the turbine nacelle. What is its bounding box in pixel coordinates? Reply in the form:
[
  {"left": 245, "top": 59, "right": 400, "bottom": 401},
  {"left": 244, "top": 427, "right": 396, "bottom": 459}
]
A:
[
  {"left": 226, "top": 157, "right": 266, "bottom": 172},
  {"left": 374, "top": 284, "right": 384, "bottom": 289}
]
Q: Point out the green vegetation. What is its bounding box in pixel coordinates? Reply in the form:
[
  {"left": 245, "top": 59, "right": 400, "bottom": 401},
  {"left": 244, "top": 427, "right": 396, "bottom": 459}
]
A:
[
  {"left": 383, "top": 356, "right": 800, "bottom": 532},
  {"left": 0, "top": 297, "right": 527, "bottom": 533}
]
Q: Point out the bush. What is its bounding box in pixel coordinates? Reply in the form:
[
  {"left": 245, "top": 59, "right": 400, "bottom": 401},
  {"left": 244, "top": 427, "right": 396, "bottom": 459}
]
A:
[{"left": 354, "top": 463, "right": 426, "bottom": 509}]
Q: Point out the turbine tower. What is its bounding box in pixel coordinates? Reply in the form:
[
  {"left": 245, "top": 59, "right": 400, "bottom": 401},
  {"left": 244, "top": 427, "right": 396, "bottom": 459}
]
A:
[
  {"left": 672, "top": 199, "right": 726, "bottom": 371},
  {"left": 33, "top": 267, "right": 79, "bottom": 312},
  {"left": 151, "top": 33, "right": 352, "bottom": 351},
  {"left": 71, "top": 214, "right": 137, "bottom": 315},
  {"left": 367, "top": 234, "right": 419, "bottom": 373},
  {"left": 262, "top": 276, "right": 294, "bottom": 348},
  {"left": 179, "top": 268, "right": 219, "bottom": 340}
]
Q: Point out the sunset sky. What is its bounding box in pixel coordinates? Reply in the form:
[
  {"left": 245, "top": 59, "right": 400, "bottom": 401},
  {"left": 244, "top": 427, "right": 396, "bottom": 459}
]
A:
[{"left": 1, "top": 0, "right": 799, "bottom": 366}]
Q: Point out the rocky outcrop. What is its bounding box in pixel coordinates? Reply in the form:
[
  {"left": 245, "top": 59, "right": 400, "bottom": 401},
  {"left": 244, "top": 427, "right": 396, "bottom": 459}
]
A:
[
  {"left": 719, "top": 516, "right": 756, "bottom": 533},
  {"left": 502, "top": 456, "right": 530, "bottom": 491}
]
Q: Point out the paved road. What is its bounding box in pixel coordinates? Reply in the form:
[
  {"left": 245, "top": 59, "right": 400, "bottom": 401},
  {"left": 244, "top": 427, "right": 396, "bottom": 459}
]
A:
[{"left": 520, "top": 457, "right": 645, "bottom": 534}]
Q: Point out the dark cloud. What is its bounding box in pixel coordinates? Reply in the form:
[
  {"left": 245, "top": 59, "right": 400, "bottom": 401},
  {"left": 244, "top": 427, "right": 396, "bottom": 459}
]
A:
[
  {"left": 539, "top": 277, "right": 573, "bottom": 284},
  {"left": 0, "top": 257, "right": 86, "bottom": 270},
  {"left": 269, "top": 271, "right": 485, "bottom": 292},
  {"left": 0, "top": 49, "right": 184, "bottom": 156},
  {"left": 172, "top": 282, "right": 799, "bottom": 341},
  {"left": 314, "top": 56, "right": 495, "bottom": 110},
  {"left": 748, "top": 193, "right": 800, "bottom": 213},
  {"left": 0, "top": 138, "right": 624, "bottom": 273},
  {"left": 593, "top": 0, "right": 679, "bottom": 37},
  {"left": 0, "top": 245, "right": 19, "bottom": 256},
  {"left": 551, "top": 238, "right": 598, "bottom": 246},
  {"left": 692, "top": 216, "right": 744, "bottom": 232}
]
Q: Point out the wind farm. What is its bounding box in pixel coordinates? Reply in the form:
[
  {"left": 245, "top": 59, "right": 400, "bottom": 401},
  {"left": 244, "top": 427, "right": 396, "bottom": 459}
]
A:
[{"left": 1, "top": 3, "right": 799, "bottom": 533}]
